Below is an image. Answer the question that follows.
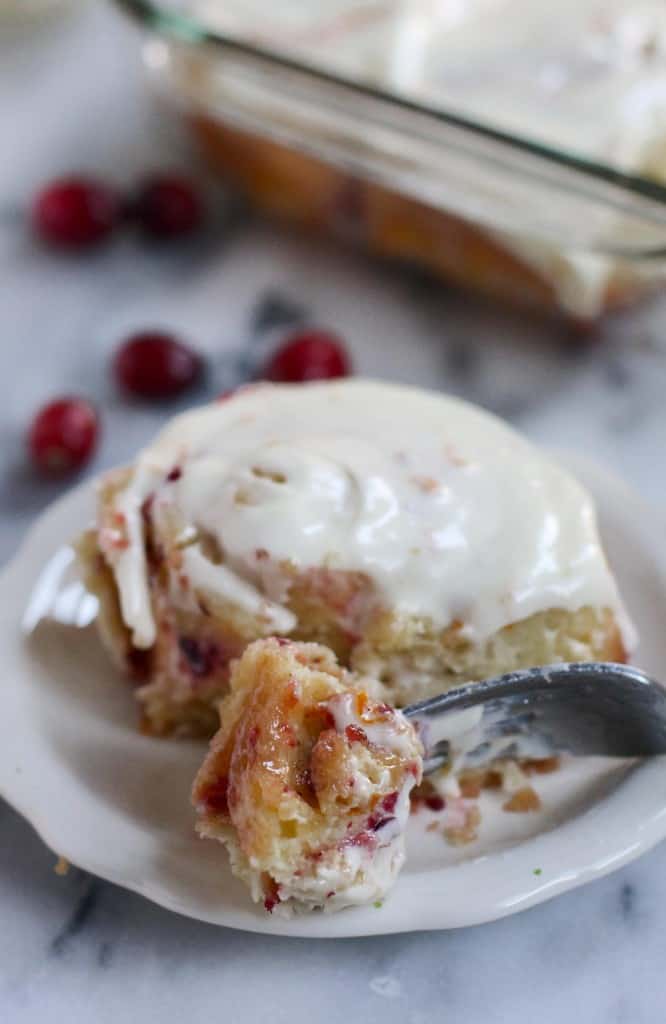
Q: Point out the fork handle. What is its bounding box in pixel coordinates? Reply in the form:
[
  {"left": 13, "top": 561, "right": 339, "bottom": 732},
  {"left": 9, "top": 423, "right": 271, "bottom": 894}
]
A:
[{"left": 403, "top": 662, "right": 666, "bottom": 760}]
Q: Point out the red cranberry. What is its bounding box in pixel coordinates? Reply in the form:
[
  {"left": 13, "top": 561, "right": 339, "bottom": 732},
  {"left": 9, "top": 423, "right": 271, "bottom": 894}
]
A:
[
  {"left": 264, "top": 329, "right": 351, "bottom": 383},
  {"left": 32, "top": 177, "right": 119, "bottom": 249},
  {"left": 381, "top": 791, "right": 399, "bottom": 814},
  {"left": 201, "top": 777, "right": 229, "bottom": 816},
  {"left": 113, "top": 332, "right": 202, "bottom": 400},
  {"left": 131, "top": 174, "right": 202, "bottom": 239},
  {"left": 28, "top": 398, "right": 98, "bottom": 476},
  {"left": 178, "top": 635, "right": 220, "bottom": 677},
  {"left": 345, "top": 724, "right": 368, "bottom": 746}
]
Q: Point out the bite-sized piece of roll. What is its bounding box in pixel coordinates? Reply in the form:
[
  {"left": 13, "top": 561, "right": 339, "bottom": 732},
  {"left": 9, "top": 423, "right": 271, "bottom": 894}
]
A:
[{"left": 192, "top": 638, "right": 423, "bottom": 915}]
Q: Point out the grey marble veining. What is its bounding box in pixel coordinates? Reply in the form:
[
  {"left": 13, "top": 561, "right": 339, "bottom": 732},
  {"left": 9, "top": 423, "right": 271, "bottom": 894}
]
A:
[
  {"left": 4, "top": 798, "right": 666, "bottom": 1024},
  {"left": 2, "top": 4, "right": 666, "bottom": 1023}
]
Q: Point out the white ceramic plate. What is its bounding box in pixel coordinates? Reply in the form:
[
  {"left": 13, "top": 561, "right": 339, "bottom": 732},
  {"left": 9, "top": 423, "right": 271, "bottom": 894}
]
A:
[{"left": 2, "top": 453, "right": 666, "bottom": 938}]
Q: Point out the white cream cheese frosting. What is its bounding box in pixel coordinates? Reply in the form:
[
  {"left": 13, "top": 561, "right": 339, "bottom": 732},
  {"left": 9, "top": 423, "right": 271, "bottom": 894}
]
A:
[
  {"left": 101, "top": 379, "right": 634, "bottom": 652},
  {"left": 184, "top": 0, "right": 666, "bottom": 316}
]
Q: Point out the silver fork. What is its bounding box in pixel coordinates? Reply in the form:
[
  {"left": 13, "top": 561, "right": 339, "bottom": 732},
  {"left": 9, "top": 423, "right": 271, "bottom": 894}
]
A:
[
  {"left": 23, "top": 549, "right": 666, "bottom": 768},
  {"left": 404, "top": 663, "right": 666, "bottom": 776}
]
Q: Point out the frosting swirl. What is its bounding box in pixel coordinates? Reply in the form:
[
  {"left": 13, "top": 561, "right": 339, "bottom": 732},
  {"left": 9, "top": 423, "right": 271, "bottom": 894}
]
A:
[{"left": 104, "top": 380, "right": 633, "bottom": 651}]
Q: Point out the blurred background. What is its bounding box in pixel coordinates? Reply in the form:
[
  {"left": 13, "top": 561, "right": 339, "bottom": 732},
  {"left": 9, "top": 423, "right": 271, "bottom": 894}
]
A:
[{"left": 3, "top": 0, "right": 666, "bottom": 569}]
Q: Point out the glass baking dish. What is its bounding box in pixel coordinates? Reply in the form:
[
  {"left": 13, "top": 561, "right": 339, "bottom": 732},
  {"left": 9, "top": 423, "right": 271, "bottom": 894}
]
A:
[{"left": 115, "top": 0, "right": 666, "bottom": 321}]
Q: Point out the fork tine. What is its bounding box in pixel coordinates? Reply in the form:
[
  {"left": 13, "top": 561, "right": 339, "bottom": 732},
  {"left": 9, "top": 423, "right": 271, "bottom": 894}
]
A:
[
  {"left": 52, "top": 582, "right": 98, "bottom": 628},
  {"left": 22, "top": 547, "right": 76, "bottom": 633},
  {"left": 22, "top": 546, "right": 98, "bottom": 632}
]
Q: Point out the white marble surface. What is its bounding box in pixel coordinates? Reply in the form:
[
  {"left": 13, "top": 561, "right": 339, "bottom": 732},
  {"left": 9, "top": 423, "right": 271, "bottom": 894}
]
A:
[{"left": 3, "top": 3, "right": 666, "bottom": 1022}]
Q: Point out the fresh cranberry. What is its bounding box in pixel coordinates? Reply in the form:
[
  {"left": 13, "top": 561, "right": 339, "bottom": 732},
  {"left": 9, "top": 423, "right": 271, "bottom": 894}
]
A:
[
  {"left": 264, "top": 329, "right": 351, "bottom": 383},
  {"left": 32, "top": 177, "right": 119, "bottom": 249},
  {"left": 113, "top": 332, "right": 202, "bottom": 400},
  {"left": 130, "top": 174, "right": 202, "bottom": 239},
  {"left": 28, "top": 398, "right": 98, "bottom": 476}
]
